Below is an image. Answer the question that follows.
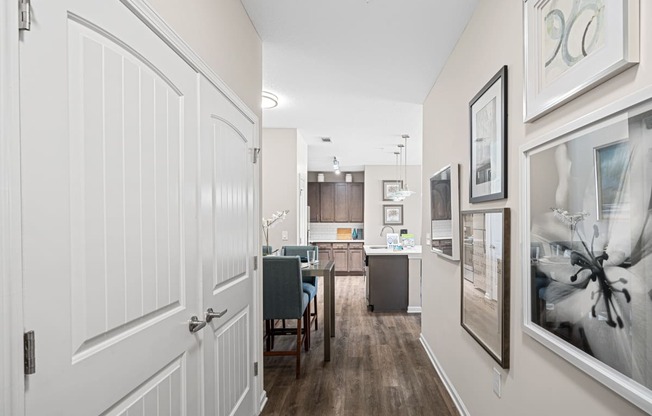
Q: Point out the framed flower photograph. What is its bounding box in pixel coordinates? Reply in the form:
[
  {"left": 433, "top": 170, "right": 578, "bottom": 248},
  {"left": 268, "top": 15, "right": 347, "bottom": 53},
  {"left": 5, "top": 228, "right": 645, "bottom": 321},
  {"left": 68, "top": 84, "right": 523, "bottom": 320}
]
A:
[
  {"left": 469, "top": 66, "right": 507, "bottom": 203},
  {"left": 383, "top": 180, "right": 402, "bottom": 201},
  {"left": 523, "top": 0, "right": 639, "bottom": 122},
  {"left": 521, "top": 88, "right": 652, "bottom": 413},
  {"left": 383, "top": 205, "right": 403, "bottom": 225}
]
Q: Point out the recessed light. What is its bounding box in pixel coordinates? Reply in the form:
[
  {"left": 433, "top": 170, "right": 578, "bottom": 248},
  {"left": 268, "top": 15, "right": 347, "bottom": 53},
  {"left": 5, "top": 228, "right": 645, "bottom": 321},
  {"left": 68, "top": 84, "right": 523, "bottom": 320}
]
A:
[{"left": 321, "top": 137, "right": 332, "bottom": 143}]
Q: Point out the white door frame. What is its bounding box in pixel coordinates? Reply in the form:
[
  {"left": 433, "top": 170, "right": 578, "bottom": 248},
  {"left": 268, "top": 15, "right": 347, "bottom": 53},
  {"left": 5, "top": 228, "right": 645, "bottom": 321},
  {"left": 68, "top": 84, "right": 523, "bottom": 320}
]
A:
[
  {"left": 1, "top": 0, "right": 25, "bottom": 415},
  {"left": 3, "top": 0, "right": 265, "bottom": 413}
]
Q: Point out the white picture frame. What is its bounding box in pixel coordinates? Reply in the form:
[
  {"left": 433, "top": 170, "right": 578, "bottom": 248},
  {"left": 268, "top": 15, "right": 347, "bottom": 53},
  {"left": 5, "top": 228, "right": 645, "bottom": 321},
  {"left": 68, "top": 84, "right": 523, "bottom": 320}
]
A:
[
  {"left": 520, "top": 86, "right": 652, "bottom": 413},
  {"left": 523, "top": 0, "right": 639, "bottom": 122}
]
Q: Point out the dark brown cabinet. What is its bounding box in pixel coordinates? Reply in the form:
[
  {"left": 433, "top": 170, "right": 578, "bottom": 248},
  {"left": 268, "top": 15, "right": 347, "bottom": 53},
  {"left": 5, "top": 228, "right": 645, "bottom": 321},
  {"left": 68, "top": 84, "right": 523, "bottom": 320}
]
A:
[
  {"left": 308, "top": 182, "right": 364, "bottom": 223},
  {"left": 332, "top": 243, "right": 349, "bottom": 272},
  {"left": 319, "top": 183, "right": 335, "bottom": 222},
  {"left": 307, "top": 182, "right": 320, "bottom": 222},
  {"left": 316, "top": 243, "right": 333, "bottom": 263},
  {"left": 347, "top": 243, "right": 364, "bottom": 273}
]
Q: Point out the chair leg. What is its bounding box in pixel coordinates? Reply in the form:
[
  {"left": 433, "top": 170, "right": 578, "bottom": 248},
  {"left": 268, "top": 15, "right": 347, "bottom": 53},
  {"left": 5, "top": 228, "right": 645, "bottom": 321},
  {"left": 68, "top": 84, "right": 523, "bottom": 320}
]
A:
[
  {"left": 314, "top": 298, "right": 318, "bottom": 330},
  {"left": 295, "top": 318, "right": 302, "bottom": 379},
  {"left": 303, "top": 307, "right": 310, "bottom": 352},
  {"left": 265, "top": 320, "right": 271, "bottom": 352}
]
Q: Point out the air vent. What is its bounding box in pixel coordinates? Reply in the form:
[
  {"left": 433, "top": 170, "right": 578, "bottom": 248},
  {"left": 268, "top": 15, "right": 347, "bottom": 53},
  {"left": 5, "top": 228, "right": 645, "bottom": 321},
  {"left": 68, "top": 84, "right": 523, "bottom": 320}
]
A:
[{"left": 321, "top": 137, "right": 332, "bottom": 143}]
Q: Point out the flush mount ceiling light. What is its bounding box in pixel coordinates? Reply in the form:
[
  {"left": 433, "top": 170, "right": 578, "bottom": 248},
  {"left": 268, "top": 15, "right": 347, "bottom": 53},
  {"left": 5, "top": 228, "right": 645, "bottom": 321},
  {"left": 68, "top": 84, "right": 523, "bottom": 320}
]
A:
[
  {"left": 333, "top": 157, "right": 341, "bottom": 175},
  {"left": 261, "top": 91, "right": 278, "bottom": 109}
]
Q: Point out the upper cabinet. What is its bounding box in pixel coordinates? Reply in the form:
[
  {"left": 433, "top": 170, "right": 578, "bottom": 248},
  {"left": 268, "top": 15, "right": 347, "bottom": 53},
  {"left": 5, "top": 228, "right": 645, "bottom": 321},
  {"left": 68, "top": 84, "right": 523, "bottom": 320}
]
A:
[{"left": 308, "top": 182, "right": 364, "bottom": 223}]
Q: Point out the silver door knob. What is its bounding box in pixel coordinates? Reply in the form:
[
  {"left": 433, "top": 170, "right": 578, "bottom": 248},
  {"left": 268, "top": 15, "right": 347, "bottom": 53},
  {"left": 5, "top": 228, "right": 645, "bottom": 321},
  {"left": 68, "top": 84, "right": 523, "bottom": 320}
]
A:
[
  {"left": 206, "top": 307, "right": 227, "bottom": 323},
  {"left": 189, "top": 316, "right": 207, "bottom": 333}
]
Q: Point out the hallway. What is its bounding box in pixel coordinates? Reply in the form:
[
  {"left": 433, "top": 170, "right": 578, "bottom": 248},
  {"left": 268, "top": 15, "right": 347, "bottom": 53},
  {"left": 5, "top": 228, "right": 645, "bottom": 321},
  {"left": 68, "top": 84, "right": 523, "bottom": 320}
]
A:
[{"left": 261, "top": 275, "right": 458, "bottom": 416}]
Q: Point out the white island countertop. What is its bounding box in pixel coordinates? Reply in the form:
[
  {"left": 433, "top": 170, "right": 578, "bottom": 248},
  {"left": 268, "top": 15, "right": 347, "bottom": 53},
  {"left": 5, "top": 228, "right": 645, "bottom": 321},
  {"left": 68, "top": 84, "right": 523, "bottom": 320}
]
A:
[
  {"left": 364, "top": 245, "right": 422, "bottom": 259},
  {"left": 310, "top": 239, "right": 365, "bottom": 243}
]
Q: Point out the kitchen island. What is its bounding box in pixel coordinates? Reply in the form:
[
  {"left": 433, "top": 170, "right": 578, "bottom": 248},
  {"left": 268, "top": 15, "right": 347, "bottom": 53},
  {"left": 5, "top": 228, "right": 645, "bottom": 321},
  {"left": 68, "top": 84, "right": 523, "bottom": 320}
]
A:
[{"left": 363, "top": 245, "right": 422, "bottom": 312}]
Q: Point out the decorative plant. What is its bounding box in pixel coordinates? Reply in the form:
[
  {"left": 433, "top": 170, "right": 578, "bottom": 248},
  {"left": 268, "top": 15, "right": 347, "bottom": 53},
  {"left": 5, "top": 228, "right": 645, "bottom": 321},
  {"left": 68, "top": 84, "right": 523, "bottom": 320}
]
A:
[
  {"left": 551, "top": 207, "right": 630, "bottom": 328},
  {"left": 262, "top": 210, "right": 289, "bottom": 250}
]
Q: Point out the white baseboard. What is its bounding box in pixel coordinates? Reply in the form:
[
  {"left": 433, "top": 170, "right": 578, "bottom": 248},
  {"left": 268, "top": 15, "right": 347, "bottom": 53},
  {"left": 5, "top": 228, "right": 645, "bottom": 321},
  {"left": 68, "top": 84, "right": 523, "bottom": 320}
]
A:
[
  {"left": 257, "top": 390, "right": 268, "bottom": 415},
  {"left": 419, "top": 334, "right": 469, "bottom": 416},
  {"left": 407, "top": 306, "right": 422, "bottom": 314}
]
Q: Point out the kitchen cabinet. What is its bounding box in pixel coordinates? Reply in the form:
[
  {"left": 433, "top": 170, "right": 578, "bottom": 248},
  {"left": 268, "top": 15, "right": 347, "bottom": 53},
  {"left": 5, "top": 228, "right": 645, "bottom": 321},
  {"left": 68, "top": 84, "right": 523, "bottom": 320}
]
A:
[
  {"left": 366, "top": 254, "right": 408, "bottom": 312},
  {"left": 316, "top": 243, "right": 333, "bottom": 264},
  {"left": 308, "top": 182, "right": 364, "bottom": 223},
  {"left": 319, "top": 183, "right": 335, "bottom": 222},
  {"left": 347, "top": 243, "right": 364, "bottom": 273},
  {"left": 312, "top": 242, "right": 364, "bottom": 274},
  {"left": 332, "top": 243, "right": 349, "bottom": 273},
  {"left": 348, "top": 183, "right": 364, "bottom": 222},
  {"left": 307, "top": 182, "right": 320, "bottom": 222}
]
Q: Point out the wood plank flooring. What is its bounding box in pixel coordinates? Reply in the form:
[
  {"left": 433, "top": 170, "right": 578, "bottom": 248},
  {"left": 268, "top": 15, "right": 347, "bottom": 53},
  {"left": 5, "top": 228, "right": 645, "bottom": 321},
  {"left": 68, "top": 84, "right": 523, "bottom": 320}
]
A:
[{"left": 261, "top": 275, "right": 459, "bottom": 416}]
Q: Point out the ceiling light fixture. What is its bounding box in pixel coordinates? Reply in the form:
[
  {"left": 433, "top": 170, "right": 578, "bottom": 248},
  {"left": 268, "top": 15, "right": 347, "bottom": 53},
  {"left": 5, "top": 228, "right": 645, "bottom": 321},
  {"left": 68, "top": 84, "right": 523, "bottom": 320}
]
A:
[
  {"left": 388, "top": 134, "right": 416, "bottom": 201},
  {"left": 333, "top": 157, "right": 341, "bottom": 175},
  {"left": 261, "top": 91, "right": 278, "bottom": 109}
]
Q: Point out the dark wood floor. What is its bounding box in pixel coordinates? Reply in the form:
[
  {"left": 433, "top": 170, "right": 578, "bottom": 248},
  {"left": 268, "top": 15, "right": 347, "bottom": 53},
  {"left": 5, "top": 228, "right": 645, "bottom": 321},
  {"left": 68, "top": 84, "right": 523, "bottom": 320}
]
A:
[{"left": 261, "top": 274, "right": 459, "bottom": 416}]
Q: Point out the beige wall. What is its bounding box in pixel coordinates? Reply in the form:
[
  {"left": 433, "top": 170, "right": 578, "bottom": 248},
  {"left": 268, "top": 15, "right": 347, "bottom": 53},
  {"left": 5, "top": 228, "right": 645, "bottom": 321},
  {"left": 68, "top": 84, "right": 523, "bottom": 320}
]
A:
[
  {"left": 262, "top": 128, "right": 308, "bottom": 249},
  {"left": 364, "top": 165, "right": 422, "bottom": 246},
  {"left": 148, "top": 0, "right": 262, "bottom": 116},
  {"left": 421, "top": 0, "right": 651, "bottom": 415}
]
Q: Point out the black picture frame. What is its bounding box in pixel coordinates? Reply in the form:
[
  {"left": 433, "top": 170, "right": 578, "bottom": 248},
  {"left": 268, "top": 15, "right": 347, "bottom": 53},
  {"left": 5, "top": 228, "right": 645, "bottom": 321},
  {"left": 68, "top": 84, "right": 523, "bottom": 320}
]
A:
[{"left": 469, "top": 66, "right": 507, "bottom": 203}]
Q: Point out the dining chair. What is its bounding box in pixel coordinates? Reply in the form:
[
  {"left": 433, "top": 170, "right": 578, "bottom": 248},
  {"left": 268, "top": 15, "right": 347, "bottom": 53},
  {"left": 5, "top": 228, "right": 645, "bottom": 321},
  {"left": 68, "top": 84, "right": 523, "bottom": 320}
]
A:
[
  {"left": 262, "top": 256, "right": 311, "bottom": 378},
  {"left": 281, "top": 245, "right": 319, "bottom": 330}
]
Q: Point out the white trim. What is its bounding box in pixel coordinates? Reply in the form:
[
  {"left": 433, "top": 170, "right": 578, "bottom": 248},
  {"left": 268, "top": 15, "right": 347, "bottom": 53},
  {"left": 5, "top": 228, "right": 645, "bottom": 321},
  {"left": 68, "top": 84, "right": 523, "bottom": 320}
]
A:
[
  {"left": 407, "top": 306, "right": 422, "bottom": 314},
  {"left": 419, "top": 334, "right": 469, "bottom": 416},
  {"left": 1, "top": 0, "right": 25, "bottom": 415}
]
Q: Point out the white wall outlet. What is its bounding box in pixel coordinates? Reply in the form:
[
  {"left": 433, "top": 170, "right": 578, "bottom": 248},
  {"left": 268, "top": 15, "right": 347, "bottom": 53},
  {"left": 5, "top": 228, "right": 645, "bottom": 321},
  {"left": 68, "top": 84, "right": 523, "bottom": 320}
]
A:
[
  {"left": 281, "top": 231, "right": 288, "bottom": 241},
  {"left": 492, "top": 368, "right": 501, "bottom": 397}
]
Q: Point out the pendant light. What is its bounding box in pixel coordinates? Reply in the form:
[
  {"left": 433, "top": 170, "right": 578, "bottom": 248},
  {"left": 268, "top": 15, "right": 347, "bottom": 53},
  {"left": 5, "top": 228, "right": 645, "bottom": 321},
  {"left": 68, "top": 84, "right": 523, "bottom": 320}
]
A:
[
  {"left": 389, "top": 134, "right": 415, "bottom": 201},
  {"left": 388, "top": 151, "right": 403, "bottom": 201}
]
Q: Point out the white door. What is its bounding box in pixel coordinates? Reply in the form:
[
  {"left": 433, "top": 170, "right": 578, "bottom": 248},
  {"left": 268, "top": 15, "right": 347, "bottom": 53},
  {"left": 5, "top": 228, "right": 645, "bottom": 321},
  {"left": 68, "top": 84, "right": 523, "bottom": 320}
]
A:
[
  {"left": 20, "top": 1, "right": 202, "bottom": 414},
  {"left": 199, "top": 76, "right": 257, "bottom": 416}
]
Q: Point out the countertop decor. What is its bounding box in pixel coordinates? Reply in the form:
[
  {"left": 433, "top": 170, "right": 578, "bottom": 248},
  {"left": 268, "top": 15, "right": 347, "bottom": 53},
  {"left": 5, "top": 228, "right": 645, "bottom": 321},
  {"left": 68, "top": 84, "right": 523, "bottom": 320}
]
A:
[{"left": 262, "top": 209, "right": 289, "bottom": 249}]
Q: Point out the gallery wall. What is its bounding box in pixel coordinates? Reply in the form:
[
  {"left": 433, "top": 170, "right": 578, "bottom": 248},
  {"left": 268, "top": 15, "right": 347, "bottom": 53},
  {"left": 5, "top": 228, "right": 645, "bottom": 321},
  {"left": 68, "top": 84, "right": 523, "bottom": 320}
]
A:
[{"left": 420, "top": 0, "right": 652, "bottom": 415}]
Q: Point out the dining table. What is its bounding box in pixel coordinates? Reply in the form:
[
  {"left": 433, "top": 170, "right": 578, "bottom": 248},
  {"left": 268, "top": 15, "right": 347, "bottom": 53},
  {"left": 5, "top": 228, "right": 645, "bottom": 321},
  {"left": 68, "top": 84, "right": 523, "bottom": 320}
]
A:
[{"left": 301, "top": 259, "right": 336, "bottom": 361}]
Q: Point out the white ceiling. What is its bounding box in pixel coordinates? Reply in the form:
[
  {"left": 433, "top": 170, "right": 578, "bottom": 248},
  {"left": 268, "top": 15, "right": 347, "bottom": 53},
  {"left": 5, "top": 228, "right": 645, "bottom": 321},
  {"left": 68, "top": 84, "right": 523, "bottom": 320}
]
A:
[{"left": 241, "top": 0, "right": 479, "bottom": 172}]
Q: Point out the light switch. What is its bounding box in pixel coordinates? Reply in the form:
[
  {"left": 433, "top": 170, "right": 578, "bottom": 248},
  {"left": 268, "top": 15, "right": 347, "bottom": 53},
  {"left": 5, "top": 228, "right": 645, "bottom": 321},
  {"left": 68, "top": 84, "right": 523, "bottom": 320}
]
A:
[
  {"left": 281, "top": 231, "right": 288, "bottom": 241},
  {"left": 492, "top": 368, "right": 501, "bottom": 397}
]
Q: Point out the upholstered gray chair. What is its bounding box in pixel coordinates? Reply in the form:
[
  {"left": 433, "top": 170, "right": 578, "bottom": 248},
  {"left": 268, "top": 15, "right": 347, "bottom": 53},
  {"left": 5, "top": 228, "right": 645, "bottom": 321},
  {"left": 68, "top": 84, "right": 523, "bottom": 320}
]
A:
[
  {"left": 281, "top": 245, "right": 319, "bottom": 330},
  {"left": 262, "top": 245, "right": 273, "bottom": 256},
  {"left": 263, "top": 256, "right": 311, "bottom": 378}
]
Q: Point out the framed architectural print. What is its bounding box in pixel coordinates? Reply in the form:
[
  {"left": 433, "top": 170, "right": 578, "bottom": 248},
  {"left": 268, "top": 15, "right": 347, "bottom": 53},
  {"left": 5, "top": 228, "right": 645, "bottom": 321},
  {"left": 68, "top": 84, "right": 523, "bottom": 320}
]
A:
[
  {"left": 469, "top": 66, "right": 507, "bottom": 203},
  {"left": 461, "top": 208, "right": 510, "bottom": 368},
  {"left": 383, "top": 180, "right": 402, "bottom": 201},
  {"left": 383, "top": 205, "right": 403, "bottom": 225},
  {"left": 523, "top": 0, "right": 639, "bottom": 122},
  {"left": 521, "top": 87, "right": 652, "bottom": 413}
]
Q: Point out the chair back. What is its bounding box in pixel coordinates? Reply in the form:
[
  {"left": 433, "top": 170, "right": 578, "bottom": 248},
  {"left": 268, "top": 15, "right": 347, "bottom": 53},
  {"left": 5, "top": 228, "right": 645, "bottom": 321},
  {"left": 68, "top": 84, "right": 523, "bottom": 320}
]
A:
[
  {"left": 263, "top": 256, "right": 306, "bottom": 320},
  {"left": 281, "top": 245, "right": 317, "bottom": 260},
  {"left": 262, "top": 245, "right": 273, "bottom": 256}
]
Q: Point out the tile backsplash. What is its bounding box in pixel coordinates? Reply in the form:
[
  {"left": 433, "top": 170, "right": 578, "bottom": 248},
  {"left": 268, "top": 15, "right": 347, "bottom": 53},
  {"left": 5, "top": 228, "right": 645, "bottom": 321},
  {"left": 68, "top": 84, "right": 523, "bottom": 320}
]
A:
[{"left": 309, "top": 222, "right": 363, "bottom": 240}]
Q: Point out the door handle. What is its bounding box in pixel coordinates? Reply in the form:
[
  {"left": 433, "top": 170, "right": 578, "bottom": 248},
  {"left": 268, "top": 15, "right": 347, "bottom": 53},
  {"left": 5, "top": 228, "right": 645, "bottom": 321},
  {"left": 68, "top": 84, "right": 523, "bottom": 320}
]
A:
[
  {"left": 189, "top": 316, "right": 207, "bottom": 333},
  {"left": 205, "top": 307, "right": 228, "bottom": 323}
]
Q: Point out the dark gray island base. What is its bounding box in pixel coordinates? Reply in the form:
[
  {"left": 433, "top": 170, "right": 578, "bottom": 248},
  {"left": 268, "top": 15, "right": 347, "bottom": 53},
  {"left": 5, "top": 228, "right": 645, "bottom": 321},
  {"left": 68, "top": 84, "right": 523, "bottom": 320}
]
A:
[{"left": 365, "top": 254, "right": 408, "bottom": 312}]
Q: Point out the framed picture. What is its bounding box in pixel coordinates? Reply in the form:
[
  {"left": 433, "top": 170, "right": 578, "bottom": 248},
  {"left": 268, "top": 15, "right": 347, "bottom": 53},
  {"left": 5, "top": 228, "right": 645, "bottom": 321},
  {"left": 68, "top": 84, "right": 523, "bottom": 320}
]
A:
[
  {"left": 469, "top": 66, "right": 507, "bottom": 203},
  {"left": 594, "top": 140, "right": 630, "bottom": 220},
  {"left": 383, "top": 205, "right": 403, "bottom": 225},
  {"left": 383, "top": 180, "right": 402, "bottom": 201},
  {"left": 522, "top": 88, "right": 652, "bottom": 413},
  {"left": 430, "top": 164, "right": 460, "bottom": 261},
  {"left": 461, "top": 208, "right": 510, "bottom": 368},
  {"left": 523, "top": 0, "right": 639, "bottom": 122}
]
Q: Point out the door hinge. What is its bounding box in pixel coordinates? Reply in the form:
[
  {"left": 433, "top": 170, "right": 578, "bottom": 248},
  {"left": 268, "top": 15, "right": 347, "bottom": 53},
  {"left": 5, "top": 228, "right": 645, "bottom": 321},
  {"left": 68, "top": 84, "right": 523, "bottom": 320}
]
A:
[
  {"left": 19, "top": 0, "right": 31, "bottom": 31},
  {"left": 252, "top": 148, "right": 261, "bottom": 164},
  {"left": 254, "top": 361, "right": 259, "bottom": 376},
  {"left": 253, "top": 255, "right": 258, "bottom": 271},
  {"left": 24, "top": 331, "right": 35, "bottom": 375}
]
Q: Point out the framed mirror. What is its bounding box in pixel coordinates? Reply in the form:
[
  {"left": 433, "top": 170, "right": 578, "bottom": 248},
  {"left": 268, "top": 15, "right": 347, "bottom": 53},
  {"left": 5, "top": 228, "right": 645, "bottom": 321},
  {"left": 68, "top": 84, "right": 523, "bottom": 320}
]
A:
[
  {"left": 461, "top": 208, "right": 510, "bottom": 368},
  {"left": 430, "top": 164, "right": 460, "bottom": 261}
]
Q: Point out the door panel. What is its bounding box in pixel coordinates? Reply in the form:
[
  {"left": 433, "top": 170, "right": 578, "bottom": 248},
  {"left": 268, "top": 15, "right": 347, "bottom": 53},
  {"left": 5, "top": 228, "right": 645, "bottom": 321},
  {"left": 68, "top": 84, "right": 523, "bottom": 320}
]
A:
[
  {"left": 20, "top": 2, "right": 200, "bottom": 415},
  {"left": 200, "top": 76, "right": 256, "bottom": 416}
]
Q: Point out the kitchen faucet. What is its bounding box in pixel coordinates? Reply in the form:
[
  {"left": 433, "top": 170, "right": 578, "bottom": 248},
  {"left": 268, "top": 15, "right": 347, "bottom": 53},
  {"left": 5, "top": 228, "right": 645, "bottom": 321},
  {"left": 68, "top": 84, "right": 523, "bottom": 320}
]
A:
[{"left": 379, "top": 225, "right": 395, "bottom": 236}]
